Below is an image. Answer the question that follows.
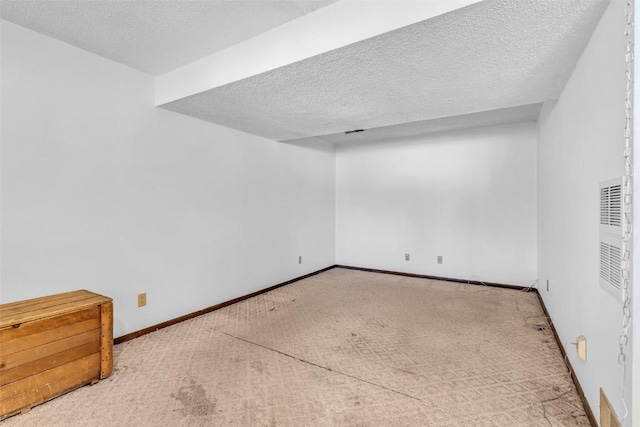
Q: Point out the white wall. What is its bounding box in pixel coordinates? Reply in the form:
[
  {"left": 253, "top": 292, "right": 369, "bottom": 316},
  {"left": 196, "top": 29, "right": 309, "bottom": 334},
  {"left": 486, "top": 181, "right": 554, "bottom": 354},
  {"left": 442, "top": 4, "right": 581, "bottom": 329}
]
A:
[
  {"left": 0, "top": 21, "right": 336, "bottom": 338},
  {"left": 336, "top": 123, "right": 537, "bottom": 286},
  {"left": 634, "top": 1, "right": 640, "bottom": 422},
  {"left": 2, "top": 7, "right": 631, "bottom": 421},
  {"left": 537, "top": 0, "right": 630, "bottom": 423}
]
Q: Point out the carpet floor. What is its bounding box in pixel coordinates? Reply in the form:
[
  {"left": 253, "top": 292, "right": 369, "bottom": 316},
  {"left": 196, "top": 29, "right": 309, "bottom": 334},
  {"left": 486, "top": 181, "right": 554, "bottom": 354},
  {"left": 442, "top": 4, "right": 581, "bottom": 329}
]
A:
[{"left": 3, "top": 268, "right": 590, "bottom": 426}]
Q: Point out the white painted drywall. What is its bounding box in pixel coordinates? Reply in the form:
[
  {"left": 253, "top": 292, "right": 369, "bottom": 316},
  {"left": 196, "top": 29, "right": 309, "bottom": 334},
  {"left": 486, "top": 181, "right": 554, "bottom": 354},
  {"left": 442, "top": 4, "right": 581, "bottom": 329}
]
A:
[
  {"left": 633, "top": 1, "right": 640, "bottom": 423},
  {"left": 0, "top": 20, "right": 336, "bottom": 338},
  {"left": 537, "top": 0, "right": 629, "bottom": 423},
  {"left": 335, "top": 123, "right": 538, "bottom": 286}
]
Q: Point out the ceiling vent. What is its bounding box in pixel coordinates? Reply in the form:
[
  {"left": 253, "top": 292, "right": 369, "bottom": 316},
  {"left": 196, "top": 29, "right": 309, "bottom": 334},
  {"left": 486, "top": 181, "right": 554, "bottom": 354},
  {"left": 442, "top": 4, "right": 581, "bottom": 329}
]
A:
[{"left": 599, "top": 177, "right": 624, "bottom": 300}]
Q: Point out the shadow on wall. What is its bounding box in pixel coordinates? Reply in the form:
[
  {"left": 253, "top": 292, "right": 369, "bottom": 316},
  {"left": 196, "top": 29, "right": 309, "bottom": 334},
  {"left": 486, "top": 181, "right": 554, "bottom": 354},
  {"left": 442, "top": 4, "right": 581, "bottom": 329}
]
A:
[
  {"left": 282, "top": 103, "right": 543, "bottom": 148},
  {"left": 332, "top": 121, "right": 536, "bottom": 153},
  {"left": 278, "top": 137, "right": 336, "bottom": 153}
]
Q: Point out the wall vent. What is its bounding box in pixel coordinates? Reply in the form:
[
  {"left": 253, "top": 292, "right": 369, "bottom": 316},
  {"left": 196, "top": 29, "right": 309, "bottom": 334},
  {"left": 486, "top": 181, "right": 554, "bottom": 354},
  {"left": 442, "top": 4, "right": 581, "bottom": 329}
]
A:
[
  {"left": 599, "top": 178, "right": 624, "bottom": 301},
  {"left": 599, "top": 238, "right": 622, "bottom": 292},
  {"left": 600, "top": 178, "right": 623, "bottom": 236}
]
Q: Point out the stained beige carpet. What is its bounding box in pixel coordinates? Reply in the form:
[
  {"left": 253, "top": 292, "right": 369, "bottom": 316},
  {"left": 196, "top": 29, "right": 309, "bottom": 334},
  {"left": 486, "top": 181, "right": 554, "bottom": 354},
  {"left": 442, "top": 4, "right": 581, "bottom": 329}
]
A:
[{"left": 4, "top": 268, "right": 589, "bottom": 426}]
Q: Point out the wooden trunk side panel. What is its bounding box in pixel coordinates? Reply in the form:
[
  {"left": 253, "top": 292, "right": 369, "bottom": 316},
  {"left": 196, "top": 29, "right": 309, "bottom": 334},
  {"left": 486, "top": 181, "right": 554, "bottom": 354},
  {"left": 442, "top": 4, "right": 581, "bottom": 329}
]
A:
[
  {"left": 0, "top": 341, "right": 100, "bottom": 387},
  {"left": 0, "top": 329, "right": 100, "bottom": 372},
  {"left": 0, "top": 353, "right": 101, "bottom": 420},
  {"left": 1, "top": 317, "right": 100, "bottom": 356},
  {"left": 100, "top": 303, "right": 113, "bottom": 379},
  {"left": 0, "top": 307, "right": 100, "bottom": 344},
  {"left": 0, "top": 296, "right": 111, "bottom": 328}
]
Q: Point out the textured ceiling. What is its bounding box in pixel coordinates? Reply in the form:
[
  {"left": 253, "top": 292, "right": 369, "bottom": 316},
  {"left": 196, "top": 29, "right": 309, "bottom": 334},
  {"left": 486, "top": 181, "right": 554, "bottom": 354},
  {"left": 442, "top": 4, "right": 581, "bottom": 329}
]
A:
[
  {"left": 1, "top": 0, "right": 610, "bottom": 143},
  {"left": 0, "top": 0, "right": 337, "bottom": 75},
  {"left": 161, "top": 0, "right": 610, "bottom": 142}
]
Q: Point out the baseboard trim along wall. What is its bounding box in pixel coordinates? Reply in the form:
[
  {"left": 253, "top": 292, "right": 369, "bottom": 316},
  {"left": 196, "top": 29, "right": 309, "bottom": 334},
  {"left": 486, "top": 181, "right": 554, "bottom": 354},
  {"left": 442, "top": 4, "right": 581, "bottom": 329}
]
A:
[
  {"left": 334, "top": 264, "right": 528, "bottom": 290},
  {"left": 534, "top": 292, "right": 597, "bottom": 427},
  {"left": 114, "top": 265, "right": 336, "bottom": 344}
]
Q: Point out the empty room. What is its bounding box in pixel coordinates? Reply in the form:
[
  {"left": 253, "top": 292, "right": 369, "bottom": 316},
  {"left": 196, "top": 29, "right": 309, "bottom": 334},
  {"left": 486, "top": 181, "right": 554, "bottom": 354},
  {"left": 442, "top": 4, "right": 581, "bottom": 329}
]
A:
[{"left": 0, "top": 0, "right": 638, "bottom": 426}]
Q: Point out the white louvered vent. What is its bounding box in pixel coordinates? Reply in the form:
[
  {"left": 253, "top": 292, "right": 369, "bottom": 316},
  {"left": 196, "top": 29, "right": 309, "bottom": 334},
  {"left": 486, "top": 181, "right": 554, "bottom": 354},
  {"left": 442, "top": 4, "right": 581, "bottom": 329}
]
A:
[
  {"left": 599, "top": 175, "right": 623, "bottom": 301},
  {"left": 599, "top": 240, "right": 622, "bottom": 291},
  {"left": 600, "top": 178, "right": 623, "bottom": 236}
]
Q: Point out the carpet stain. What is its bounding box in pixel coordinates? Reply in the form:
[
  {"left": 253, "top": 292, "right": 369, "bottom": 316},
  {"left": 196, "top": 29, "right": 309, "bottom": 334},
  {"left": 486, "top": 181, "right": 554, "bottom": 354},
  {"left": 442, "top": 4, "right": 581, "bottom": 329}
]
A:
[
  {"left": 241, "top": 399, "right": 259, "bottom": 425},
  {"left": 348, "top": 396, "right": 361, "bottom": 407},
  {"left": 251, "top": 360, "right": 264, "bottom": 374},
  {"left": 172, "top": 379, "right": 217, "bottom": 416}
]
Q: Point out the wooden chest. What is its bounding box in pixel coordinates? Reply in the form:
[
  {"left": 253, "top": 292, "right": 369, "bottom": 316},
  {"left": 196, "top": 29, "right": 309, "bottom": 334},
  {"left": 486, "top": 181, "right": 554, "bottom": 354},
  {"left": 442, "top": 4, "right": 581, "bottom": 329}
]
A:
[{"left": 0, "top": 290, "right": 113, "bottom": 420}]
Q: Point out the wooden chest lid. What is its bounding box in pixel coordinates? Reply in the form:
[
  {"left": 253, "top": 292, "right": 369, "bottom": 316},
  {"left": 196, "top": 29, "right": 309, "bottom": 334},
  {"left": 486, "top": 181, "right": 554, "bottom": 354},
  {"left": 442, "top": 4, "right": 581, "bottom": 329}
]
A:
[{"left": 0, "top": 290, "right": 112, "bottom": 329}]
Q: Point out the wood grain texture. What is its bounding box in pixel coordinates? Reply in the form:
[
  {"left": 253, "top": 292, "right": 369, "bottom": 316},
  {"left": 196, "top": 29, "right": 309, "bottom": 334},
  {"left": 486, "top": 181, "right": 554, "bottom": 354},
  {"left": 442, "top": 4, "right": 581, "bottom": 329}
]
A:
[
  {"left": 0, "top": 341, "right": 100, "bottom": 387},
  {"left": 0, "top": 291, "right": 113, "bottom": 421},
  {"left": 0, "top": 307, "right": 99, "bottom": 344},
  {"left": 1, "top": 317, "right": 100, "bottom": 357},
  {"left": 0, "top": 291, "right": 85, "bottom": 313},
  {"left": 0, "top": 352, "right": 99, "bottom": 398},
  {"left": 0, "top": 294, "right": 111, "bottom": 327},
  {"left": 0, "top": 353, "right": 100, "bottom": 420},
  {"left": 100, "top": 303, "right": 113, "bottom": 379},
  {"left": 0, "top": 329, "right": 101, "bottom": 372}
]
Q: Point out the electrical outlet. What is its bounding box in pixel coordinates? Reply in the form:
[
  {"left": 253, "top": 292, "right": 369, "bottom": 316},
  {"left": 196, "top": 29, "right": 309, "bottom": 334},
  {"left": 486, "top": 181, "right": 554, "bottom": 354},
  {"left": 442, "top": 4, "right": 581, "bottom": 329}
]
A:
[
  {"left": 405, "top": 253, "right": 410, "bottom": 261},
  {"left": 138, "top": 293, "right": 147, "bottom": 308},
  {"left": 437, "top": 256, "right": 443, "bottom": 264},
  {"left": 298, "top": 256, "right": 302, "bottom": 264}
]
